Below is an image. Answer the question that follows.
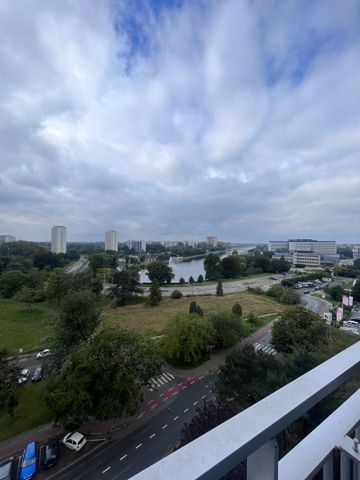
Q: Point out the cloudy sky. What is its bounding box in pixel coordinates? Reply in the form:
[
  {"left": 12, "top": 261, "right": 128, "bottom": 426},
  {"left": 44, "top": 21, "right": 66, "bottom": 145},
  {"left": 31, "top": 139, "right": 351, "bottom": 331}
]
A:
[{"left": 1, "top": 0, "right": 360, "bottom": 243}]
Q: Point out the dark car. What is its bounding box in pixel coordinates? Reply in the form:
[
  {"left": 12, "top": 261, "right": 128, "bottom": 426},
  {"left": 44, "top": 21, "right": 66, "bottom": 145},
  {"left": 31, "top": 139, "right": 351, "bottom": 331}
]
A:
[
  {"left": 19, "top": 442, "right": 38, "bottom": 479},
  {"left": 42, "top": 438, "right": 59, "bottom": 470},
  {"left": 0, "top": 457, "right": 14, "bottom": 480},
  {"left": 31, "top": 367, "right": 43, "bottom": 383}
]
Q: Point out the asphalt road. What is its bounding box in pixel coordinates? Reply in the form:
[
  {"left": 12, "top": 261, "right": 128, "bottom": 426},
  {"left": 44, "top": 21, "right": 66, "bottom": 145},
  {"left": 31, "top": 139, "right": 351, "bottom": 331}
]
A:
[{"left": 40, "top": 374, "right": 218, "bottom": 480}]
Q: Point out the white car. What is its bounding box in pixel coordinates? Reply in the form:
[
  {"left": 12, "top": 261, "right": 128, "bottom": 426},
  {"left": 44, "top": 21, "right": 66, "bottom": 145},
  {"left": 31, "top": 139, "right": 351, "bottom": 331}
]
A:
[
  {"left": 36, "top": 349, "right": 51, "bottom": 359},
  {"left": 18, "top": 368, "right": 30, "bottom": 384},
  {"left": 62, "top": 432, "right": 87, "bottom": 452}
]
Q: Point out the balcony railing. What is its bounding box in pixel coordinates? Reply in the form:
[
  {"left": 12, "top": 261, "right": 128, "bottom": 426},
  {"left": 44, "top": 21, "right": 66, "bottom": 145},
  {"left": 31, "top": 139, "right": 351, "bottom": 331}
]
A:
[{"left": 130, "top": 340, "right": 360, "bottom": 480}]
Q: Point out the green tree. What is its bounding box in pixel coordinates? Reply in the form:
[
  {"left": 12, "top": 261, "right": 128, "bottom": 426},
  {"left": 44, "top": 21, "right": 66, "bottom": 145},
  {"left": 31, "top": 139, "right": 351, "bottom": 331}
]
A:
[
  {"left": 110, "top": 270, "right": 143, "bottom": 306},
  {"left": 197, "top": 274, "right": 204, "bottom": 283},
  {"left": 149, "top": 280, "right": 162, "bottom": 306},
  {"left": 189, "top": 276, "right": 194, "bottom": 284},
  {"left": 47, "top": 328, "right": 162, "bottom": 428},
  {"left": 47, "top": 268, "right": 71, "bottom": 306},
  {"left": 232, "top": 303, "right": 242, "bottom": 318},
  {"left": 325, "top": 284, "right": 343, "bottom": 302},
  {"left": 162, "top": 314, "right": 214, "bottom": 364},
  {"left": 189, "top": 301, "right": 204, "bottom": 316},
  {"left": 14, "top": 286, "right": 42, "bottom": 310},
  {"left": 351, "top": 280, "right": 360, "bottom": 301},
  {"left": 0, "top": 270, "right": 27, "bottom": 298},
  {"left": 89, "top": 253, "right": 113, "bottom": 274},
  {"left": 208, "top": 312, "right": 243, "bottom": 349},
  {"left": 204, "top": 253, "right": 222, "bottom": 280},
  {"left": 216, "top": 280, "right": 224, "bottom": 296},
  {"left": 221, "top": 255, "right": 247, "bottom": 278},
  {"left": 271, "top": 306, "right": 327, "bottom": 354},
  {"left": 247, "top": 311, "right": 260, "bottom": 327},
  {"left": 147, "top": 261, "right": 174, "bottom": 284},
  {"left": 179, "top": 277, "right": 185, "bottom": 284},
  {"left": 0, "top": 349, "right": 19, "bottom": 416},
  {"left": 171, "top": 289, "right": 183, "bottom": 299}
]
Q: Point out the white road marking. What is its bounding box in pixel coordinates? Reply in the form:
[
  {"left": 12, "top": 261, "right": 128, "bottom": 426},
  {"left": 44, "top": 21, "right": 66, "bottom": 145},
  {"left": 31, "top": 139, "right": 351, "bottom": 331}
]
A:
[
  {"left": 172, "top": 391, "right": 177, "bottom": 396},
  {"left": 190, "top": 380, "right": 196, "bottom": 384},
  {"left": 173, "top": 416, "right": 179, "bottom": 421},
  {"left": 182, "top": 385, "right": 187, "bottom": 390},
  {"left": 205, "top": 384, "right": 209, "bottom": 388},
  {"left": 162, "top": 397, "right": 168, "bottom": 401},
  {"left": 199, "top": 376, "right": 204, "bottom": 380},
  {"left": 151, "top": 404, "right": 157, "bottom": 409},
  {"left": 149, "top": 433, "right": 156, "bottom": 439},
  {"left": 120, "top": 455, "right": 127, "bottom": 461},
  {"left": 167, "top": 373, "right": 175, "bottom": 379},
  {"left": 102, "top": 467, "right": 111, "bottom": 473},
  {"left": 157, "top": 377, "right": 165, "bottom": 385},
  {"left": 162, "top": 424, "right": 168, "bottom": 429},
  {"left": 162, "top": 373, "right": 174, "bottom": 381},
  {"left": 202, "top": 395, "right": 206, "bottom": 399},
  {"left": 193, "top": 401, "right": 198, "bottom": 406},
  {"left": 184, "top": 408, "right": 189, "bottom": 413},
  {"left": 137, "top": 413, "right": 144, "bottom": 419},
  {"left": 135, "top": 443, "right": 142, "bottom": 449}
]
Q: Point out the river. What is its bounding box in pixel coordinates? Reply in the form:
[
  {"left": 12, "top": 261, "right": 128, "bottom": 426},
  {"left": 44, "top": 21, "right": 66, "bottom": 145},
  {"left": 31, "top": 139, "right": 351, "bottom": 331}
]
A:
[{"left": 139, "top": 246, "right": 254, "bottom": 283}]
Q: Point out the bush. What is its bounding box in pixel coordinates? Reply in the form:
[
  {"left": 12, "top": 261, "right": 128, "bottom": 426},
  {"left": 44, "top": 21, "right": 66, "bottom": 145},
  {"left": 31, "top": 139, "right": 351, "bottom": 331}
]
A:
[
  {"left": 266, "top": 284, "right": 300, "bottom": 305},
  {"left": 232, "top": 303, "right": 242, "bottom": 318},
  {"left": 208, "top": 312, "right": 243, "bottom": 349},
  {"left": 189, "top": 301, "right": 203, "bottom": 316},
  {"left": 171, "top": 290, "right": 183, "bottom": 299},
  {"left": 247, "top": 312, "right": 260, "bottom": 327},
  {"left": 216, "top": 281, "right": 224, "bottom": 296}
]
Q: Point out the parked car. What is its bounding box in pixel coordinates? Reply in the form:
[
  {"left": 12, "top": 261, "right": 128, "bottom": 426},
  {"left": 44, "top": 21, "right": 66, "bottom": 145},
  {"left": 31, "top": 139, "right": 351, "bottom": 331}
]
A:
[
  {"left": 18, "top": 369, "right": 30, "bottom": 385},
  {"left": 62, "top": 432, "right": 86, "bottom": 452},
  {"left": 19, "top": 442, "right": 38, "bottom": 479},
  {"left": 31, "top": 367, "right": 43, "bottom": 383},
  {"left": 303, "top": 290, "right": 310, "bottom": 294},
  {"left": 36, "top": 349, "right": 50, "bottom": 359},
  {"left": 42, "top": 438, "right": 59, "bottom": 470},
  {"left": 0, "top": 457, "right": 14, "bottom": 480}
]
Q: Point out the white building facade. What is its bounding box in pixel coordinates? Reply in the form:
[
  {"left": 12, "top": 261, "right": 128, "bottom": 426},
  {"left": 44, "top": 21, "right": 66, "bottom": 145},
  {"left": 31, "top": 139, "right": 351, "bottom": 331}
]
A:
[
  {"left": 353, "top": 246, "right": 360, "bottom": 261},
  {"left": 51, "top": 225, "right": 67, "bottom": 254},
  {"left": 268, "top": 240, "right": 289, "bottom": 252},
  {"left": 105, "top": 230, "right": 118, "bottom": 252},
  {"left": 0, "top": 235, "right": 16, "bottom": 244},
  {"left": 288, "top": 239, "right": 336, "bottom": 255},
  {"left": 127, "top": 240, "right": 146, "bottom": 252},
  {"left": 207, "top": 236, "right": 218, "bottom": 247},
  {"left": 292, "top": 250, "right": 321, "bottom": 267}
]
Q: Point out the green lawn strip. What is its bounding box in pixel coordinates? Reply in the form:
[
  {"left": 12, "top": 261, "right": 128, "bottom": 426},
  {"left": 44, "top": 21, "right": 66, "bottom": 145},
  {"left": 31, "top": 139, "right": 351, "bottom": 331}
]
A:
[
  {"left": 0, "top": 383, "right": 52, "bottom": 442},
  {"left": 103, "top": 292, "right": 283, "bottom": 336},
  {"left": 0, "top": 300, "right": 56, "bottom": 354}
]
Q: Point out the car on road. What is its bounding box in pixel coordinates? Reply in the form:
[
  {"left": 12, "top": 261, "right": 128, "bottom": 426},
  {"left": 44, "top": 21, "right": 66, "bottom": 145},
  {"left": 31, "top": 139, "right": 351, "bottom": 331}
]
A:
[
  {"left": 19, "top": 442, "right": 38, "bottom": 479},
  {"left": 31, "top": 367, "right": 43, "bottom": 383},
  {"left": 0, "top": 457, "right": 14, "bottom": 480},
  {"left": 62, "top": 432, "right": 87, "bottom": 452},
  {"left": 303, "top": 290, "right": 310, "bottom": 294},
  {"left": 18, "top": 369, "right": 30, "bottom": 385},
  {"left": 42, "top": 438, "right": 59, "bottom": 469},
  {"left": 36, "top": 349, "right": 50, "bottom": 359}
]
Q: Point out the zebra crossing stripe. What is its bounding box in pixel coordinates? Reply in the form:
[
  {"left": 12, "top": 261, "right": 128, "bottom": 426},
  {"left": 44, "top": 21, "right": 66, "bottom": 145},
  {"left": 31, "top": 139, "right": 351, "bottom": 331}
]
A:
[
  {"left": 162, "top": 373, "right": 174, "bottom": 381},
  {"left": 254, "top": 343, "right": 261, "bottom": 351},
  {"left": 157, "top": 378, "right": 165, "bottom": 385}
]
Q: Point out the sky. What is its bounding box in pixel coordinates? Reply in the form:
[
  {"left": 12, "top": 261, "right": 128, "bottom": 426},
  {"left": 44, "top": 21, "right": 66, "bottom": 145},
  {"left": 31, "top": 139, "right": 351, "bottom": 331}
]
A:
[{"left": 1, "top": 0, "right": 360, "bottom": 243}]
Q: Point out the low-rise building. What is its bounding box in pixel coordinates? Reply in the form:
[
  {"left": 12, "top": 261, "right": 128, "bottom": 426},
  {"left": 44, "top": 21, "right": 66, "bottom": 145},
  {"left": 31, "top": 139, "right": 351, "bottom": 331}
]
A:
[
  {"left": 353, "top": 245, "right": 360, "bottom": 260},
  {"left": 292, "top": 250, "right": 321, "bottom": 267},
  {"left": 207, "top": 236, "right": 218, "bottom": 247},
  {"left": 0, "top": 235, "right": 16, "bottom": 244}
]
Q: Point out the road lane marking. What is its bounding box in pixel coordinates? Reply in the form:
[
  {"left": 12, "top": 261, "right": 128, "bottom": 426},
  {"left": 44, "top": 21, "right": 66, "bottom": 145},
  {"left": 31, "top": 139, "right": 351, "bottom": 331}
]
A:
[
  {"left": 193, "top": 401, "right": 198, "bottom": 406},
  {"left": 162, "top": 397, "right": 168, "bottom": 401},
  {"left": 137, "top": 413, "right": 144, "bottom": 419},
  {"left": 102, "top": 467, "right": 111, "bottom": 473},
  {"left": 120, "top": 455, "right": 127, "bottom": 461},
  {"left": 173, "top": 416, "right": 179, "bottom": 421},
  {"left": 149, "top": 434, "right": 156, "bottom": 439},
  {"left": 162, "top": 424, "right": 168, "bottom": 429},
  {"left": 172, "top": 391, "right": 177, "bottom": 396},
  {"left": 205, "top": 384, "right": 209, "bottom": 388},
  {"left": 135, "top": 443, "right": 142, "bottom": 449},
  {"left": 202, "top": 395, "right": 206, "bottom": 399},
  {"left": 184, "top": 408, "right": 189, "bottom": 413},
  {"left": 182, "top": 385, "right": 187, "bottom": 390},
  {"left": 151, "top": 403, "right": 157, "bottom": 409},
  {"left": 199, "top": 376, "right": 204, "bottom": 380}
]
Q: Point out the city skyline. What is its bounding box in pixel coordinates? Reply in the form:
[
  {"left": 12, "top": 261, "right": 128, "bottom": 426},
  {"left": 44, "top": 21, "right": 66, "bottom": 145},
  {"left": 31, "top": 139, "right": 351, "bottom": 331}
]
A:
[{"left": 1, "top": 1, "right": 360, "bottom": 242}]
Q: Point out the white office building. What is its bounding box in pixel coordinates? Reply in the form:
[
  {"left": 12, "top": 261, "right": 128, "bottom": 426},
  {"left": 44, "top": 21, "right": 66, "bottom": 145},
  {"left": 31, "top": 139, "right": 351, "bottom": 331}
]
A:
[
  {"left": 127, "top": 240, "right": 146, "bottom": 252},
  {"left": 207, "top": 236, "right": 218, "bottom": 247},
  {"left": 105, "top": 230, "right": 118, "bottom": 252},
  {"left": 292, "top": 250, "right": 321, "bottom": 267},
  {"left": 268, "top": 241, "right": 290, "bottom": 252},
  {"left": 288, "top": 239, "right": 336, "bottom": 255},
  {"left": 353, "top": 246, "right": 360, "bottom": 261},
  {"left": 51, "top": 226, "right": 67, "bottom": 254},
  {"left": 0, "top": 235, "right": 16, "bottom": 244}
]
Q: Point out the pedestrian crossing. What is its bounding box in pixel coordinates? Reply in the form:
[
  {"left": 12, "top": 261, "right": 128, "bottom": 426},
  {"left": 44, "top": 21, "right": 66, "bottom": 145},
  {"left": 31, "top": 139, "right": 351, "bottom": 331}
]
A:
[
  {"left": 148, "top": 372, "right": 175, "bottom": 391},
  {"left": 254, "top": 343, "right": 277, "bottom": 355}
]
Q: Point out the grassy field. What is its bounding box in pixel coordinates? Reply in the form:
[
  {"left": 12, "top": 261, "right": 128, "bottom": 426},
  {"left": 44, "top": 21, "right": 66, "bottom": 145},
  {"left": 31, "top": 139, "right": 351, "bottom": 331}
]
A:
[
  {"left": 104, "top": 292, "right": 283, "bottom": 336},
  {"left": 0, "top": 383, "right": 52, "bottom": 442},
  {"left": 0, "top": 301, "right": 56, "bottom": 354}
]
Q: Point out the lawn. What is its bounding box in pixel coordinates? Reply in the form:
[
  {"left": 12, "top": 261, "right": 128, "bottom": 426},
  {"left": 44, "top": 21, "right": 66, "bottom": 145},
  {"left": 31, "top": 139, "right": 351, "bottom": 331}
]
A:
[
  {"left": 104, "top": 292, "right": 283, "bottom": 336},
  {"left": 0, "top": 300, "right": 56, "bottom": 354},
  {"left": 0, "top": 383, "right": 52, "bottom": 442}
]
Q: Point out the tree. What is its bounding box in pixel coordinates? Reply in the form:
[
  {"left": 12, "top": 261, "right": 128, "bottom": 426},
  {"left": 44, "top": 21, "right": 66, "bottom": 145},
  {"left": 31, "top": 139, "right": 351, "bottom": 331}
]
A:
[
  {"left": 53, "top": 289, "right": 101, "bottom": 364},
  {"left": 325, "top": 284, "right": 343, "bottom": 302},
  {"left": 189, "top": 276, "right": 195, "bottom": 284},
  {"left": 147, "top": 261, "right": 174, "bottom": 284},
  {"left": 46, "top": 328, "right": 162, "bottom": 428},
  {"left": 14, "top": 286, "right": 42, "bottom": 310},
  {"left": 189, "top": 301, "right": 204, "bottom": 316},
  {"left": 204, "top": 253, "right": 222, "bottom": 280},
  {"left": 110, "top": 270, "right": 143, "bottom": 306},
  {"left": 47, "top": 269, "right": 71, "bottom": 306},
  {"left": 232, "top": 303, "right": 242, "bottom": 319},
  {"left": 197, "top": 274, "right": 204, "bottom": 283},
  {"left": 89, "top": 253, "right": 113, "bottom": 274},
  {"left": 0, "top": 349, "right": 19, "bottom": 416},
  {"left": 149, "top": 280, "right": 162, "bottom": 306},
  {"left": 271, "top": 306, "right": 327, "bottom": 354},
  {"left": 351, "top": 280, "right": 360, "bottom": 302},
  {"left": 162, "top": 314, "right": 214, "bottom": 364},
  {"left": 0, "top": 270, "right": 27, "bottom": 298},
  {"left": 171, "top": 290, "right": 183, "bottom": 299},
  {"left": 216, "top": 281, "right": 224, "bottom": 296},
  {"left": 179, "top": 277, "right": 185, "bottom": 284},
  {"left": 247, "top": 312, "right": 260, "bottom": 327},
  {"left": 208, "top": 312, "right": 243, "bottom": 349},
  {"left": 221, "top": 255, "right": 246, "bottom": 278}
]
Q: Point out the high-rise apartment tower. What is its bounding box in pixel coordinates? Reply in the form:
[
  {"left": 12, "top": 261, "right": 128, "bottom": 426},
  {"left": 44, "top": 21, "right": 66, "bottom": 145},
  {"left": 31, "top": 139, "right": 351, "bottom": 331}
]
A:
[
  {"left": 51, "top": 225, "right": 67, "bottom": 254},
  {"left": 105, "top": 230, "right": 118, "bottom": 252}
]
